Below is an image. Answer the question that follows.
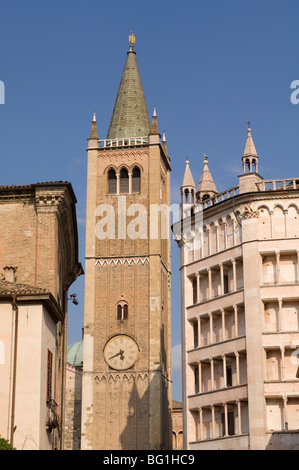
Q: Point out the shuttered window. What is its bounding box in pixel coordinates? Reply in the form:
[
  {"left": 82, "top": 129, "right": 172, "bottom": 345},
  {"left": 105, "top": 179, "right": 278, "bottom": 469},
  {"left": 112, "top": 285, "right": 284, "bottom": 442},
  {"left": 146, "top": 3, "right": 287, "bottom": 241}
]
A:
[
  {"left": 132, "top": 167, "right": 140, "bottom": 193},
  {"left": 47, "top": 349, "right": 53, "bottom": 402},
  {"left": 120, "top": 168, "right": 129, "bottom": 193},
  {"left": 108, "top": 169, "right": 117, "bottom": 194}
]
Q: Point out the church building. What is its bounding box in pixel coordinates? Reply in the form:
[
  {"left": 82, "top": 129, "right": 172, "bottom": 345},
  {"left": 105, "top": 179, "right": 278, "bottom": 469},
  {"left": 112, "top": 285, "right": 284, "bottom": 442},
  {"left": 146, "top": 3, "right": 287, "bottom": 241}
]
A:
[
  {"left": 80, "top": 34, "right": 172, "bottom": 450},
  {"left": 0, "top": 181, "right": 82, "bottom": 450},
  {"left": 176, "top": 126, "right": 299, "bottom": 450}
]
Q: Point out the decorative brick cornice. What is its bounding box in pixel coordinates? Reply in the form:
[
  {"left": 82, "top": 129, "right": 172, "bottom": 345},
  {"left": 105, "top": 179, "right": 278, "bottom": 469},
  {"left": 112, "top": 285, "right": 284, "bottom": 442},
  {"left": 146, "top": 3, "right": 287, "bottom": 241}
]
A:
[{"left": 95, "top": 256, "right": 149, "bottom": 267}]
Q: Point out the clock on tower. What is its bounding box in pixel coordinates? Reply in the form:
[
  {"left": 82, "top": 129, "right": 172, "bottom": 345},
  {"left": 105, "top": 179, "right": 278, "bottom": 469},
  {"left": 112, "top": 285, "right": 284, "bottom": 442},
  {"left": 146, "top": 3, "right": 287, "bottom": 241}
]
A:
[{"left": 81, "top": 34, "right": 172, "bottom": 450}]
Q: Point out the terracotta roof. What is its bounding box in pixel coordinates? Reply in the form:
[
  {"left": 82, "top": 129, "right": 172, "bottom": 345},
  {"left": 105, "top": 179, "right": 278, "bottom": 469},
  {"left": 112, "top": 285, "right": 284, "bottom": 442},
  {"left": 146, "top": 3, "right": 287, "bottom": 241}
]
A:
[
  {"left": 172, "top": 400, "right": 183, "bottom": 409},
  {"left": 0, "top": 279, "right": 50, "bottom": 296},
  {"left": 0, "top": 181, "right": 69, "bottom": 190}
]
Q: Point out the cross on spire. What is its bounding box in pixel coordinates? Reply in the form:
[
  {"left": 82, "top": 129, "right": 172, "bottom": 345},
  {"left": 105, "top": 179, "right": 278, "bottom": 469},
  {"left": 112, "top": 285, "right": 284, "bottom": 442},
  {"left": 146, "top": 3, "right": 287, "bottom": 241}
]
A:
[{"left": 247, "top": 121, "right": 251, "bottom": 129}]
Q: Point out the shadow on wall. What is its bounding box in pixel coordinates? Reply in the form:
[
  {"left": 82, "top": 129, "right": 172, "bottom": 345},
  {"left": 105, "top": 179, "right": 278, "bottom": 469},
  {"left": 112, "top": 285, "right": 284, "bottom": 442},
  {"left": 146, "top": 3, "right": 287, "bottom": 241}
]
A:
[{"left": 118, "top": 324, "right": 172, "bottom": 450}]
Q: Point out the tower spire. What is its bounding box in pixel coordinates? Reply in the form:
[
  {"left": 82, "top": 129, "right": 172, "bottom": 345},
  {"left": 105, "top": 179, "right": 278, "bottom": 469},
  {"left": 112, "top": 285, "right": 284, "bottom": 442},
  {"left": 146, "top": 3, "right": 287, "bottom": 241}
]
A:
[
  {"left": 242, "top": 125, "right": 258, "bottom": 174},
  {"left": 162, "top": 130, "right": 169, "bottom": 158},
  {"left": 106, "top": 33, "right": 150, "bottom": 140},
  {"left": 149, "top": 105, "right": 160, "bottom": 136},
  {"left": 196, "top": 155, "right": 217, "bottom": 202},
  {"left": 88, "top": 110, "right": 99, "bottom": 148}
]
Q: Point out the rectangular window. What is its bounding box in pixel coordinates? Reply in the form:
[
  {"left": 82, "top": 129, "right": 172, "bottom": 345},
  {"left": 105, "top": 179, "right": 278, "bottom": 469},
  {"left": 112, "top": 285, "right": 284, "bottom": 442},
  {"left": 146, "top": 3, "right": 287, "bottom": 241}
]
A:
[
  {"left": 221, "top": 411, "right": 235, "bottom": 436},
  {"left": 224, "top": 274, "right": 229, "bottom": 294},
  {"left": 193, "top": 321, "right": 198, "bottom": 348},
  {"left": 192, "top": 278, "right": 197, "bottom": 304},
  {"left": 194, "top": 366, "right": 199, "bottom": 394},
  {"left": 47, "top": 349, "right": 53, "bottom": 402},
  {"left": 226, "top": 367, "right": 233, "bottom": 387}
]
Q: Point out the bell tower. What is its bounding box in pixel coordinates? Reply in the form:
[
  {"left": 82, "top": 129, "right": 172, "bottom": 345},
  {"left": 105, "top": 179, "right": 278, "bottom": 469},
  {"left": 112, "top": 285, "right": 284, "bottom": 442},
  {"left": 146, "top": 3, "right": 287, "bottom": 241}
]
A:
[{"left": 81, "top": 35, "right": 172, "bottom": 450}]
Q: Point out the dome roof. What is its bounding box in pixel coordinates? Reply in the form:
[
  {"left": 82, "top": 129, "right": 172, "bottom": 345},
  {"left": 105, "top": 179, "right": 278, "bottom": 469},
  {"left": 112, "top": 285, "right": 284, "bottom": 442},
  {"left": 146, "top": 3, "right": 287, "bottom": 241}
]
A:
[{"left": 67, "top": 339, "right": 83, "bottom": 367}]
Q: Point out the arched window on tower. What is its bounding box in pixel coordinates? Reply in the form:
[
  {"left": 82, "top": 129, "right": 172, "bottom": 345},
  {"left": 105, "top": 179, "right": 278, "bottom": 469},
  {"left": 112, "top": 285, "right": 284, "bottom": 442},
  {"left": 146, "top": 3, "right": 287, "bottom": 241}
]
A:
[
  {"left": 108, "top": 168, "right": 117, "bottom": 194},
  {"left": 132, "top": 167, "right": 141, "bottom": 193},
  {"left": 117, "top": 302, "right": 128, "bottom": 321},
  {"left": 120, "top": 168, "right": 129, "bottom": 193}
]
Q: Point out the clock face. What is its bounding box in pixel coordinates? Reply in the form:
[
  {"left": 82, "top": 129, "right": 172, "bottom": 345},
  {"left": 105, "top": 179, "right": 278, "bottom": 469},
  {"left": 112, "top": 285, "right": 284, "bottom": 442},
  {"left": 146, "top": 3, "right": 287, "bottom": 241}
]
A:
[{"left": 103, "top": 335, "right": 139, "bottom": 370}]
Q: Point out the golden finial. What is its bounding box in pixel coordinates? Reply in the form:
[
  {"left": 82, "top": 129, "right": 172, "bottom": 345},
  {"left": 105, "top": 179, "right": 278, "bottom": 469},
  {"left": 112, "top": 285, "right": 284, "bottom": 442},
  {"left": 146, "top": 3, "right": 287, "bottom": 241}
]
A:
[{"left": 129, "top": 31, "right": 136, "bottom": 46}]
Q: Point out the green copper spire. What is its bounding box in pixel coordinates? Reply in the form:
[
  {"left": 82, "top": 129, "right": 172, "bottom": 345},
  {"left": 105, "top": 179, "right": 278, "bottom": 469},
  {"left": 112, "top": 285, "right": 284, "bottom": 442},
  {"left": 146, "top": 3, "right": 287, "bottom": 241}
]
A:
[{"left": 106, "top": 34, "right": 150, "bottom": 140}]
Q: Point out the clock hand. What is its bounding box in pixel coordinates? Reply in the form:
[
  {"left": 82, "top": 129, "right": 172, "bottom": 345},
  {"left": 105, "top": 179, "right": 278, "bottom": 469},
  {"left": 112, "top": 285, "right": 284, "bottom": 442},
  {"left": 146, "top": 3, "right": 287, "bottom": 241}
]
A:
[{"left": 109, "top": 349, "right": 124, "bottom": 360}]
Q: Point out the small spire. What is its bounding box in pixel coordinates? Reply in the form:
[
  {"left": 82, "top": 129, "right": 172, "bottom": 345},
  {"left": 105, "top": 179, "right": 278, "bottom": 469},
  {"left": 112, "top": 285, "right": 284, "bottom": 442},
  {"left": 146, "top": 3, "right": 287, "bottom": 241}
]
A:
[
  {"left": 149, "top": 105, "right": 160, "bottom": 136},
  {"left": 196, "top": 154, "right": 217, "bottom": 201},
  {"left": 88, "top": 110, "right": 98, "bottom": 142},
  {"left": 242, "top": 125, "right": 258, "bottom": 174},
  {"left": 162, "top": 130, "right": 169, "bottom": 158},
  {"left": 243, "top": 126, "right": 258, "bottom": 157},
  {"left": 181, "top": 159, "right": 196, "bottom": 189}
]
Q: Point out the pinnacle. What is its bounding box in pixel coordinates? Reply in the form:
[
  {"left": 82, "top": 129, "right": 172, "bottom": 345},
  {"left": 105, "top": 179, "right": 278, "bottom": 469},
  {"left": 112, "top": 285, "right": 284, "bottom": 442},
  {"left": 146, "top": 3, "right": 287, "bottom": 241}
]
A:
[
  {"left": 181, "top": 160, "right": 196, "bottom": 189},
  {"left": 243, "top": 128, "right": 258, "bottom": 157},
  {"left": 197, "top": 155, "right": 217, "bottom": 197}
]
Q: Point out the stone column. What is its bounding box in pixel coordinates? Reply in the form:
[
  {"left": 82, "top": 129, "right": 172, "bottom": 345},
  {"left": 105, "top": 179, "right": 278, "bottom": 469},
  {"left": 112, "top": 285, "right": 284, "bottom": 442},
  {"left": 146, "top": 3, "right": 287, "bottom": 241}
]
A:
[
  {"left": 128, "top": 172, "right": 132, "bottom": 194},
  {"left": 278, "top": 297, "right": 283, "bottom": 332},
  {"left": 209, "top": 313, "right": 213, "bottom": 344},
  {"left": 116, "top": 173, "right": 120, "bottom": 195},
  {"left": 222, "top": 355, "right": 227, "bottom": 388},
  {"left": 219, "top": 263, "right": 224, "bottom": 296},
  {"left": 196, "top": 272, "right": 201, "bottom": 304},
  {"left": 207, "top": 268, "right": 212, "bottom": 299},
  {"left": 215, "top": 223, "right": 220, "bottom": 252},
  {"left": 236, "top": 400, "right": 242, "bottom": 435},
  {"left": 234, "top": 304, "right": 238, "bottom": 337},
  {"left": 283, "top": 394, "right": 288, "bottom": 430},
  {"left": 231, "top": 259, "right": 237, "bottom": 291},
  {"left": 210, "top": 358, "right": 214, "bottom": 390},
  {"left": 224, "top": 222, "right": 228, "bottom": 249},
  {"left": 208, "top": 229, "right": 212, "bottom": 256},
  {"left": 221, "top": 309, "right": 226, "bottom": 341},
  {"left": 211, "top": 405, "right": 215, "bottom": 438},
  {"left": 275, "top": 250, "right": 280, "bottom": 284},
  {"left": 198, "top": 407, "right": 203, "bottom": 441},
  {"left": 283, "top": 210, "right": 288, "bottom": 238},
  {"left": 270, "top": 211, "right": 274, "bottom": 238},
  {"left": 235, "top": 352, "right": 240, "bottom": 385},
  {"left": 223, "top": 403, "right": 228, "bottom": 437},
  {"left": 280, "top": 346, "right": 285, "bottom": 381}
]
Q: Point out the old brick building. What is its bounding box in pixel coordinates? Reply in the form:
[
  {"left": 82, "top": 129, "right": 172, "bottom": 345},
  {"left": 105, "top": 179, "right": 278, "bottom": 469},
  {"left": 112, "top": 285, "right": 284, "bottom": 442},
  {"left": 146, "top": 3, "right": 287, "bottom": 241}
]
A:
[
  {"left": 0, "top": 182, "right": 82, "bottom": 449},
  {"left": 80, "top": 36, "right": 172, "bottom": 450}
]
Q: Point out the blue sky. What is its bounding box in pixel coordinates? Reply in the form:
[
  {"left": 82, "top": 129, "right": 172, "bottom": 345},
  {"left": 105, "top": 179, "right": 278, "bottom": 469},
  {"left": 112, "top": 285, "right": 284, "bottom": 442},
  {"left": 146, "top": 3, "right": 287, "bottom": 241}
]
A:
[{"left": 0, "top": 0, "right": 298, "bottom": 401}]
